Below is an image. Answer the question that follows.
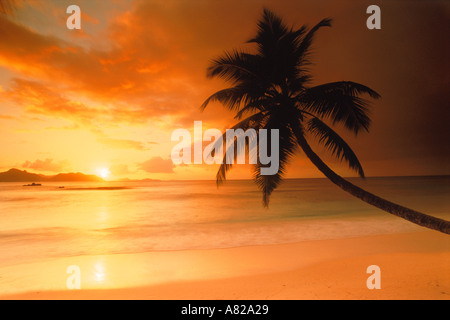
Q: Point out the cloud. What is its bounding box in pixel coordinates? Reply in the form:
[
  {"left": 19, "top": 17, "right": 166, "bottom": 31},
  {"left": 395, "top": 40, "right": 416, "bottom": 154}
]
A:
[
  {"left": 139, "top": 156, "right": 175, "bottom": 173},
  {"left": 92, "top": 128, "right": 158, "bottom": 151},
  {"left": 97, "top": 136, "right": 149, "bottom": 151},
  {"left": 3, "top": 78, "right": 102, "bottom": 125},
  {"left": 0, "top": 114, "right": 16, "bottom": 120},
  {"left": 0, "top": 3, "right": 240, "bottom": 129},
  {"left": 109, "top": 164, "right": 133, "bottom": 176},
  {"left": 0, "top": 11, "right": 203, "bottom": 121},
  {"left": 22, "top": 158, "right": 69, "bottom": 172},
  {"left": 2, "top": 78, "right": 161, "bottom": 128}
]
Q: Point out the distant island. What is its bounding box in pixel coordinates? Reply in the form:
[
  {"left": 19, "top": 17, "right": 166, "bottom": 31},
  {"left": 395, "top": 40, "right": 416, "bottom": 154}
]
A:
[{"left": 0, "top": 168, "right": 104, "bottom": 182}]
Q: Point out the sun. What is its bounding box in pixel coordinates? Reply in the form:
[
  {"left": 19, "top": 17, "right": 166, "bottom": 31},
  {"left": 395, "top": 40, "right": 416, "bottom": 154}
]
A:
[{"left": 97, "top": 168, "right": 111, "bottom": 179}]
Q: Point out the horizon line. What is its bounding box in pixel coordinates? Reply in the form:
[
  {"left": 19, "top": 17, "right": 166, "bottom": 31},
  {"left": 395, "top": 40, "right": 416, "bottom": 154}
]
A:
[{"left": 0, "top": 167, "right": 448, "bottom": 183}]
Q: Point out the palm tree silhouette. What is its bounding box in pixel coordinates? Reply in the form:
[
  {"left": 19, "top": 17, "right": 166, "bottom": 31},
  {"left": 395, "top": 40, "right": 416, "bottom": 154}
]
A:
[{"left": 201, "top": 9, "right": 450, "bottom": 234}]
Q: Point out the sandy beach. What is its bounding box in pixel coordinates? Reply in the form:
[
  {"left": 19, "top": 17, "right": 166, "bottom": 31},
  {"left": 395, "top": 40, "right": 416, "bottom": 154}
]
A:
[{"left": 1, "top": 230, "right": 448, "bottom": 300}]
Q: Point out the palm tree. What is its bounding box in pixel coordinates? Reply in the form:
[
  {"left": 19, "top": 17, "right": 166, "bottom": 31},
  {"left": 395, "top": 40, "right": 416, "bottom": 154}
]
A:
[{"left": 201, "top": 8, "right": 450, "bottom": 234}]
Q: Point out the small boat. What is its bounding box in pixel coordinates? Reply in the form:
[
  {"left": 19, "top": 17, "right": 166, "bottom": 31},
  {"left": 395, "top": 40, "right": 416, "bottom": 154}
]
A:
[{"left": 23, "top": 182, "right": 42, "bottom": 187}]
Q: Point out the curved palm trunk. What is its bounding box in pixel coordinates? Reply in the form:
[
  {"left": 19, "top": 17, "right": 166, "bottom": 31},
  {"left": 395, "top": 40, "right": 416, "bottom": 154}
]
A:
[{"left": 295, "top": 134, "right": 450, "bottom": 234}]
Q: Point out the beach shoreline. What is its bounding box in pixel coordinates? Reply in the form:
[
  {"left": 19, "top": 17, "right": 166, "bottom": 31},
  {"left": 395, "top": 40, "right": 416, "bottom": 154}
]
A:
[{"left": 1, "top": 230, "right": 448, "bottom": 300}]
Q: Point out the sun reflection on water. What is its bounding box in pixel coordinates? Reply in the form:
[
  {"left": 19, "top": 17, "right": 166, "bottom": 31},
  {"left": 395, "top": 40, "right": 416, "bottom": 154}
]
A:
[{"left": 93, "top": 261, "right": 106, "bottom": 284}]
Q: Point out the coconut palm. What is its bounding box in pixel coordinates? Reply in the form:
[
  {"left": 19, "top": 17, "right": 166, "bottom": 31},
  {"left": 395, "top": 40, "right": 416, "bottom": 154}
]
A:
[{"left": 201, "top": 8, "right": 450, "bottom": 234}]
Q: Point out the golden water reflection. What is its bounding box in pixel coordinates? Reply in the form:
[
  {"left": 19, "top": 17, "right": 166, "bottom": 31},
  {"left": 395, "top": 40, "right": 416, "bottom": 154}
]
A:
[{"left": 94, "top": 261, "right": 106, "bottom": 283}]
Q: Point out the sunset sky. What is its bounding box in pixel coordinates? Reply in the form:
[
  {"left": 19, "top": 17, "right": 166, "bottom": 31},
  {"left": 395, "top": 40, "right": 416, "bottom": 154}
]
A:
[{"left": 0, "top": 0, "right": 448, "bottom": 180}]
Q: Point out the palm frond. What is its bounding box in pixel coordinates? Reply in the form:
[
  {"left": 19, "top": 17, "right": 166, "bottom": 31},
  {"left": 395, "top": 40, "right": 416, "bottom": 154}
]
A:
[
  {"left": 295, "top": 18, "right": 332, "bottom": 66},
  {"left": 214, "top": 111, "right": 268, "bottom": 185},
  {"left": 217, "top": 131, "right": 258, "bottom": 185},
  {"left": 307, "top": 117, "right": 365, "bottom": 178},
  {"left": 206, "top": 50, "right": 259, "bottom": 83},
  {"left": 233, "top": 97, "right": 273, "bottom": 119},
  {"left": 203, "top": 50, "right": 267, "bottom": 112},
  {"left": 299, "top": 81, "right": 379, "bottom": 134},
  {"left": 252, "top": 129, "right": 298, "bottom": 207},
  {"left": 216, "top": 149, "right": 235, "bottom": 186},
  {"left": 310, "top": 81, "right": 381, "bottom": 99},
  {"left": 200, "top": 86, "right": 249, "bottom": 112},
  {"left": 247, "top": 8, "right": 289, "bottom": 46},
  {"left": 253, "top": 111, "right": 298, "bottom": 207}
]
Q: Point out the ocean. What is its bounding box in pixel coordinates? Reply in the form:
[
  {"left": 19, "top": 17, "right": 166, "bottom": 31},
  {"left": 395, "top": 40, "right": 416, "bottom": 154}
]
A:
[
  {"left": 1, "top": 176, "right": 449, "bottom": 261},
  {"left": 0, "top": 176, "right": 448, "bottom": 294}
]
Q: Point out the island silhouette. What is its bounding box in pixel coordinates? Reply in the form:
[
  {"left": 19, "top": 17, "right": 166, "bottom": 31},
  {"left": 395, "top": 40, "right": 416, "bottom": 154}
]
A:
[{"left": 0, "top": 168, "right": 104, "bottom": 182}]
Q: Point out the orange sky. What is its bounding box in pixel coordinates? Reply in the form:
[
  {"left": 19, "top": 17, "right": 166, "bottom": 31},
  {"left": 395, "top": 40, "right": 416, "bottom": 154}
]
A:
[{"left": 0, "top": 0, "right": 448, "bottom": 180}]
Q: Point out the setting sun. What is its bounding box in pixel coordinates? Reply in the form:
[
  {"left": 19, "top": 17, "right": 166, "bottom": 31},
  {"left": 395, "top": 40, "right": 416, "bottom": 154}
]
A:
[{"left": 97, "top": 168, "right": 111, "bottom": 179}]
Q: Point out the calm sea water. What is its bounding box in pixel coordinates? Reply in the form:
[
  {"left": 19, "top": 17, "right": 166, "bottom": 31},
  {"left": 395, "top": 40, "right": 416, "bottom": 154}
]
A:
[{"left": 0, "top": 176, "right": 449, "bottom": 268}]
